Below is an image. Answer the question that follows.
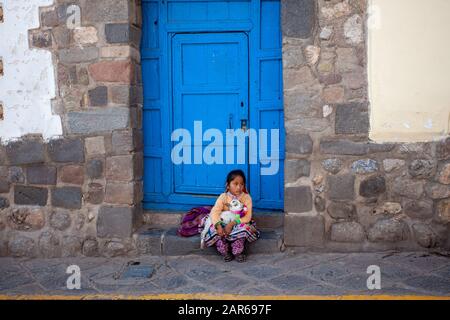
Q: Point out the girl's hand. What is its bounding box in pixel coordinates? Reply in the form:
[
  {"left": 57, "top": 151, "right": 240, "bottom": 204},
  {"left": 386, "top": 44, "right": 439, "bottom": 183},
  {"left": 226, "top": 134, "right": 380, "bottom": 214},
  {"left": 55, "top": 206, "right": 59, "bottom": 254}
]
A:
[
  {"left": 224, "top": 222, "right": 235, "bottom": 236},
  {"left": 216, "top": 225, "right": 225, "bottom": 237}
]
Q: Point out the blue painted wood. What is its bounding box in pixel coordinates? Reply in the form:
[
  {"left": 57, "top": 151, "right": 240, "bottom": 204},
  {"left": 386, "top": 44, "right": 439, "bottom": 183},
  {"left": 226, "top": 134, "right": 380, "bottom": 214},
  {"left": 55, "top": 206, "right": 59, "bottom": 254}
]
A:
[{"left": 142, "top": 0, "right": 284, "bottom": 211}]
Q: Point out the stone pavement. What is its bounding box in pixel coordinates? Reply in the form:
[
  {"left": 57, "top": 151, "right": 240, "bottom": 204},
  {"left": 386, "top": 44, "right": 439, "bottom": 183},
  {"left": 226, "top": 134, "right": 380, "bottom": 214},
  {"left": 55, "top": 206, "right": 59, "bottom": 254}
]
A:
[{"left": 0, "top": 250, "right": 449, "bottom": 298}]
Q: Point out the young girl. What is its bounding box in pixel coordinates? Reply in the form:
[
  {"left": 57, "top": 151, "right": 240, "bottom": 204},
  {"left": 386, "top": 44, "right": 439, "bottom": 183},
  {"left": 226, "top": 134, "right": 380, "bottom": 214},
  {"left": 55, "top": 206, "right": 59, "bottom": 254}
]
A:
[{"left": 201, "top": 169, "right": 260, "bottom": 262}]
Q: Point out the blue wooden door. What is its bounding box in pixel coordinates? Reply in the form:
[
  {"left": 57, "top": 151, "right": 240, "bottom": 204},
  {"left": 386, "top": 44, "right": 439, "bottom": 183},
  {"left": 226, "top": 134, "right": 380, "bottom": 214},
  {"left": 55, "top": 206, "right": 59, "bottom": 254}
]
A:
[
  {"left": 172, "top": 33, "right": 249, "bottom": 195},
  {"left": 141, "top": 0, "right": 284, "bottom": 211}
]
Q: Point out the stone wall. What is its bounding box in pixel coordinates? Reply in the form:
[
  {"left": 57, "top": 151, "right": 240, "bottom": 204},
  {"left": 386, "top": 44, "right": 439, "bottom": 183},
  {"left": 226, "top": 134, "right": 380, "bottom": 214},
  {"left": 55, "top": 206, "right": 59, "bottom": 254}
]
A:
[
  {"left": 0, "top": 0, "right": 144, "bottom": 258},
  {"left": 282, "top": 0, "right": 450, "bottom": 251}
]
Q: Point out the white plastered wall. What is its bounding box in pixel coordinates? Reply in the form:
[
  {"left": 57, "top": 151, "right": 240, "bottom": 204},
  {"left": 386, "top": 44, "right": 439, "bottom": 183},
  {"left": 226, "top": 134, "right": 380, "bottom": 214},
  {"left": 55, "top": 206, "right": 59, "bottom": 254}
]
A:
[
  {"left": 368, "top": 0, "right": 450, "bottom": 142},
  {"left": 0, "top": 0, "right": 62, "bottom": 144}
]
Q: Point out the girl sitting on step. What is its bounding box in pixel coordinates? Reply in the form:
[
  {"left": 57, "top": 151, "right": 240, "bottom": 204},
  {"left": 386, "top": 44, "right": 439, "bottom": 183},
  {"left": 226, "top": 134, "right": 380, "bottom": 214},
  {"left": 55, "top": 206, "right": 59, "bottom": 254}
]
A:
[{"left": 200, "top": 169, "right": 260, "bottom": 262}]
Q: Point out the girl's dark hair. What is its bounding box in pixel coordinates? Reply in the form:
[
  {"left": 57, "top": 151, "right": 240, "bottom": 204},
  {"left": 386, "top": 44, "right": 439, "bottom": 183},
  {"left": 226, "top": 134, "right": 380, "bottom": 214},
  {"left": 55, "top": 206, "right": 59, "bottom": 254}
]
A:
[{"left": 225, "top": 169, "right": 247, "bottom": 192}]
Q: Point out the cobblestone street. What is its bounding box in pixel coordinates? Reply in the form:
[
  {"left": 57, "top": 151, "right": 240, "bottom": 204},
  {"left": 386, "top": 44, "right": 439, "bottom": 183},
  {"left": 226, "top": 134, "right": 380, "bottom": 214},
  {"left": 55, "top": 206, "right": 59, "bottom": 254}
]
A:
[{"left": 1, "top": 251, "right": 449, "bottom": 299}]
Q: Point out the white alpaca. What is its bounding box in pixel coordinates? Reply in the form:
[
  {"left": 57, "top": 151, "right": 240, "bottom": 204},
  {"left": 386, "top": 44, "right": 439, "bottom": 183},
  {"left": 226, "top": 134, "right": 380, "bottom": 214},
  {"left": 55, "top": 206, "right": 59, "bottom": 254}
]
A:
[{"left": 200, "top": 199, "right": 246, "bottom": 249}]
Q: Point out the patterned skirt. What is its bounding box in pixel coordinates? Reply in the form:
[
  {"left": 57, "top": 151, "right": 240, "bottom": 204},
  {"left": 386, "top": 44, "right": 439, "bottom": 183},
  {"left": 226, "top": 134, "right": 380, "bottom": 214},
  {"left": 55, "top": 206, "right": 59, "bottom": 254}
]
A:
[{"left": 201, "top": 219, "right": 260, "bottom": 247}]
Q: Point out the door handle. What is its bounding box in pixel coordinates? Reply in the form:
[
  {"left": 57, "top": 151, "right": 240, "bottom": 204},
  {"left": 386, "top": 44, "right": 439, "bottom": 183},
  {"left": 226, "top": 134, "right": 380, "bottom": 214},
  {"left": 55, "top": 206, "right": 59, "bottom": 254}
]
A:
[{"left": 228, "top": 114, "right": 233, "bottom": 130}]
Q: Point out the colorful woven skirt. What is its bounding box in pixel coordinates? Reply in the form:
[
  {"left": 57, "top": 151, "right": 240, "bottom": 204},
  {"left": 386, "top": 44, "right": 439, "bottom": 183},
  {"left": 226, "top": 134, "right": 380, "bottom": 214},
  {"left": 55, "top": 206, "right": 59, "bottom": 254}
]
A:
[{"left": 201, "top": 219, "right": 260, "bottom": 247}]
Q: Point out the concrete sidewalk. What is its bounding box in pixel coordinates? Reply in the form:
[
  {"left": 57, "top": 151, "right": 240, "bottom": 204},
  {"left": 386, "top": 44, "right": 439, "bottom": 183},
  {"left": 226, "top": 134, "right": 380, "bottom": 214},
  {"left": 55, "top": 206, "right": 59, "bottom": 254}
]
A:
[{"left": 0, "top": 251, "right": 449, "bottom": 299}]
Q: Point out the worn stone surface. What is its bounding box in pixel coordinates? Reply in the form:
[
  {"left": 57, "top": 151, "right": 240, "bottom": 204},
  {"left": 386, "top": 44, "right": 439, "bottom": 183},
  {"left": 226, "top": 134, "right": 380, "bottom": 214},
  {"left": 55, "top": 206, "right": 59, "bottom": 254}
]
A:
[
  {"left": 86, "top": 159, "right": 104, "bottom": 179},
  {"left": 8, "top": 208, "right": 45, "bottom": 231},
  {"left": 105, "top": 182, "right": 135, "bottom": 205},
  {"left": 425, "top": 182, "right": 450, "bottom": 199},
  {"left": 351, "top": 159, "right": 378, "bottom": 174},
  {"left": 67, "top": 108, "right": 130, "bottom": 134},
  {"left": 284, "top": 214, "right": 325, "bottom": 247},
  {"left": 359, "top": 175, "right": 386, "bottom": 198},
  {"left": 285, "top": 159, "right": 311, "bottom": 183},
  {"left": 286, "top": 133, "right": 313, "bottom": 154},
  {"left": 392, "top": 178, "right": 424, "bottom": 200},
  {"left": 106, "top": 156, "right": 134, "bottom": 181},
  {"left": 335, "top": 103, "right": 369, "bottom": 135},
  {"left": 89, "top": 61, "right": 133, "bottom": 83},
  {"left": 59, "top": 47, "right": 99, "bottom": 64},
  {"left": 330, "top": 222, "right": 365, "bottom": 242},
  {"left": 62, "top": 236, "right": 83, "bottom": 257},
  {"left": 52, "top": 187, "right": 82, "bottom": 209},
  {"left": 314, "top": 196, "right": 326, "bottom": 212},
  {"left": 50, "top": 210, "right": 72, "bottom": 231},
  {"left": 14, "top": 186, "right": 48, "bottom": 206},
  {"left": 435, "top": 199, "right": 450, "bottom": 222},
  {"left": 97, "top": 206, "right": 134, "bottom": 238},
  {"left": 85, "top": 136, "right": 106, "bottom": 156},
  {"left": 86, "top": 183, "right": 104, "bottom": 204},
  {"left": 112, "top": 130, "right": 135, "bottom": 155},
  {"left": 282, "top": 0, "right": 316, "bottom": 38},
  {"left": 38, "top": 232, "right": 61, "bottom": 258},
  {"left": 48, "top": 138, "right": 84, "bottom": 163},
  {"left": 328, "top": 174, "right": 355, "bottom": 200},
  {"left": 27, "top": 166, "right": 57, "bottom": 185},
  {"left": 84, "top": 0, "right": 129, "bottom": 23},
  {"left": 408, "top": 160, "right": 436, "bottom": 179},
  {"left": 327, "top": 202, "right": 355, "bottom": 220},
  {"left": 60, "top": 165, "right": 84, "bottom": 185},
  {"left": 368, "top": 219, "right": 409, "bottom": 243},
  {"left": 322, "top": 158, "right": 343, "bottom": 174},
  {"left": 285, "top": 186, "right": 313, "bottom": 213},
  {"left": 8, "top": 167, "right": 25, "bottom": 184},
  {"left": 404, "top": 200, "right": 433, "bottom": 220},
  {"left": 383, "top": 159, "right": 405, "bottom": 173},
  {"left": 412, "top": 224, "right": 440, "bottom": 248},
  {"left": 6, "top": 140, "right": 45, "bottom": 165},
  {"left": 320, "top": 139, "right": 367, "bottom": 155},
  {"left": 82, "top": 239, "right": 99, "bottom": 257},
  {"left": 9, "top": 236, "right": 36, "bottom": 258},
  {"left": 88, "top": 86, "right": 108, "bottom": 106},
  {"left": 436, "top": 163, "right": 450, "bottom": 185},
  {"left": 372, "top": 202, "right": 402, "bottom": 216},
  {"left": 436, "top": 137, "right": 450, "bottom": 160}
]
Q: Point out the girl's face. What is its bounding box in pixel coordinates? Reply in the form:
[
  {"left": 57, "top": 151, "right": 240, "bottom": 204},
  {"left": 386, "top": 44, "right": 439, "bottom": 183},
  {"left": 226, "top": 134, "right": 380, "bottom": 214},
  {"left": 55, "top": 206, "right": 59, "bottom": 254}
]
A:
[{"left": 227, "top": 175, "right": 245, "bottom": 195}]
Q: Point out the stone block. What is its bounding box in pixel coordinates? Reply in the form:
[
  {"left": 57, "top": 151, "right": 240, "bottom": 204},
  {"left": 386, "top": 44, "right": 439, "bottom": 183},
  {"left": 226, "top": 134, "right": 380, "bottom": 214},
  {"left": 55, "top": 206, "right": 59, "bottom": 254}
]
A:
[
  {"left": 48, "top": 138, "right": 84, "bottom": 163},
  {"left": 282, "top": 0, "right": 315, "bottom": 38},
  {"left": 335, "top": 103, "right": 369, "bottom": 134},
  {"left": 8, "top": 208, "right": 45, "bottom": 231},
  {"left": 50, "top": 210, "right": 72, "bottom": 231},
  {"left": 286, "top": 133, "right": 313, "bottom": 154},
  {"left": 84, "top": 0, "right": 129, "bottom": 23},
  {"left": 320, "top": 139, "right": 367, "bottom": 155},
  {"left": 86, "top": 159, "right": 104, "bottom": 179},
  {"left": 330, "top": 222, "right": 366, "bottom": 242},
  {"left": 8, "top": 236, "right": 36, "bottom": 258},
  {"left": 368, "top": 219, "right": 409, "bottom": 242},
  {"left": 30, "top": 30, "right": 52, "bottom": 48},
  {"left": 59, "top": 47, "right": 99, "bottom": 64},
  {"left": 359, "top": 175, "right": 386, "bottom": 197},
  {"left": 285, "top": 186, "right": 313, "bottom": 213},
  {"left": 14, "top": 186, "right": 48, "bottom": 206},
  {"left": 52, "top": 187, "right": 82, "bottom": 209},
  {"left": 67, "top": 108, "right": 130, "bottom": 134},
  {"left": 6, "top": 140, "right": 45, "bottom": 165},
  {"left": 27, "top": 166, "right": 57, "bottom": 185},
  {"left": 0, "top": 180, "right": 10, "bottom": 193},
  {"left": 285, "top": 159, "right": 310, "bottom": 183},
  {"left": 328, "top": 174, "right": 355, "bottom": 200},
  {"left": 97, "top": 206, "right": 135, "bottom": 238},
  {"left": 105, "top": 182, "right": 135, "bottom": 205},
  {"left": 82, "top": 239, "right": 99, "bottom": 257},
  {"left": 322, "top": 158, "right": 343, "bottom": 174},
  {"left": 85, "top": 136, "right": 106, "bottom": 156},
  {"left": 351, "top": 159, "right": 378, "bottom": 174},
  {"left": 284, "top": 214, "right": 325, "bottom": 247},
  {"left": 60, "top": 165, "right": 84, "bottom": 185},
  {"left": 424, "top": 182, "right": 450, "bottom": 199},
  {"left": 408, "top": 159, "right": 436, "bottom": 179},
  {"left": 327, "top": 202, "right": 355, "bottom": 219},
  {"left": 437, "top": 162, "right": 450, "bottom": 184},
  {"left": 392, "top": 178, "right": 424, "bottom": 200},
  {"left": 112, "top": 130, "right": 135, "bottom": 155},
  {"left": 106, "top": 155, "right": 134, "bottom": 181},
  {"left": 88, "top": 86, "right": 108, "bottom": 106},
  {"left": 0, "top": 197, "right": 9, "bottom": 209},
  {"left": 162, "top": 228, "right": 204, "bottom": 255},
  {"left": 403, "top": 200, "right": 433, "bottom": 219},
  {"left": 88, "top": 61, "right": 133, "bottom": 83},
  {"left": 86, "top": 183, "right": 104, "bottom": 204}
]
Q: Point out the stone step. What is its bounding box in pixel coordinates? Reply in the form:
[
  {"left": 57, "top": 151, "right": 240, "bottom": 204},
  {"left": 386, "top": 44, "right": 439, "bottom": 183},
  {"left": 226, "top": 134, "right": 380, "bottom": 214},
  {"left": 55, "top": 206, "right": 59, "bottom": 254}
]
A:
[
  {"left": 143, "top": 210, "right": 284, "bottom": 229},
  {"left": 134, "top": 226, "right": 284, "bottom": 256}
]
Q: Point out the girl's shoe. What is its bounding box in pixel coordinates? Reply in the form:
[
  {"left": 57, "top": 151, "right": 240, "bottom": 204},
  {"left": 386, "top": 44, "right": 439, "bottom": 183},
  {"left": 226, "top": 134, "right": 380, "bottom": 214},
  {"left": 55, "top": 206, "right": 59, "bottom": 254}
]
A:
[
  {"left": 235, "top": 253, "right": 246, "bottom": 263},
  {"left": 223, "top": 252, "right": 234, "bottom": 262}
]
